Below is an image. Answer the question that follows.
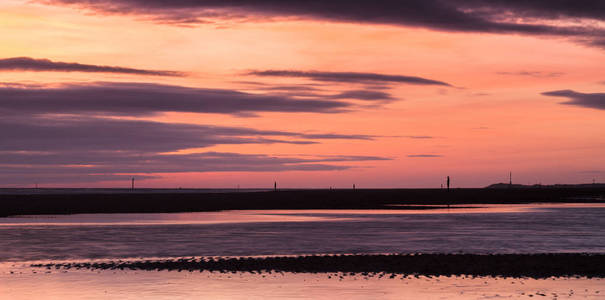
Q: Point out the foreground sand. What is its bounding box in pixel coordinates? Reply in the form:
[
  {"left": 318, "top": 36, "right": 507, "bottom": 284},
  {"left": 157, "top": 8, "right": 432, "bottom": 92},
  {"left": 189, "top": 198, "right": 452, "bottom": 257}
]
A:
[{"left": 3, "top": 262, "right": 603, "bottom": 300}]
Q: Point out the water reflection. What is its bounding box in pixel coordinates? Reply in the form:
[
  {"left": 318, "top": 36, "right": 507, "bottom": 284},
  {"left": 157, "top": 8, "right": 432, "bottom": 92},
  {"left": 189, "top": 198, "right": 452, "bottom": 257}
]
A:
[
  {"left": 3, "top": 203, "right": 603, "bottom": 226},
  {"left": 0, "top": 211, "right": 353, "bottom": 226},
  {"left": 1, "top": 204, "right": 604, "bottom": 262},
  {"left": 2, "top": 204, "right": 605, "bottom": 299}
]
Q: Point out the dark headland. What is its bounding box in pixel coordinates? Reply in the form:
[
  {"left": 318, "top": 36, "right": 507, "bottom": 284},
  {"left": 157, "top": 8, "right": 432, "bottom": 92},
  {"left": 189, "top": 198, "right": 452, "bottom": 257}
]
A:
[{"left": 1, "top": 186, "right": 604, "bottom": 217}]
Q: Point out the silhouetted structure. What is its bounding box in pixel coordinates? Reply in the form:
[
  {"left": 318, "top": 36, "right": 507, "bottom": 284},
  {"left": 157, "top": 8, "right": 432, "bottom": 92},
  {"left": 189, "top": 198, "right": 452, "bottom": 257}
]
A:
[
  {"left": 509, "top": 172, "right": 512, "bottom": 188},
  {"left": 353, "top": 184, "right": 356, "bottom": 190},
  {"left": 274, "top": 181, "right": 277, "bottom": 191},
  {"left": 131, "top": 177, "right": 135, "bottom": 190},
  {"left": 447, "top": 176, "right": 450, "bottom": 190}
]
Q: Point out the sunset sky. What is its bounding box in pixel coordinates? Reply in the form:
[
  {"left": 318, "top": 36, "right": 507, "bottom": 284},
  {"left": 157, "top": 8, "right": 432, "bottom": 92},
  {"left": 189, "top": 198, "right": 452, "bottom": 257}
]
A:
[{"left": 1, "top": 0, "right": 604, "bottom": 188}]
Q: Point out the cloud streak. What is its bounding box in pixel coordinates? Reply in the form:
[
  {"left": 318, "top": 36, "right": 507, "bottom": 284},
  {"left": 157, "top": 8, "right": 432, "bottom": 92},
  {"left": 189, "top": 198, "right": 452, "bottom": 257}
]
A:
[
  {"left": 240, "top": 82, "right": 398, "bottom": 102},
  {"left": 249, "top": 70, "right": 451, "bottom": 86},
  {"left": 0, "top": 115, "right": 387, "bottom": 184},
  {"left": 0, "top": 57, "right": 183, "bottom": 76},
  {"left": 0, "top": 151, "right": 389, "bottom": 184},
  {"left": 497, "top": 71, "right": 564, "bottom": 78},
  {"left": 542, "top": 89, "right": 605, "bottom": 110},
  {"left": 0, "top": 116, "right": 376, "bottom": 152},
  {"left": 0, "top": 81, "right": 352, "bottom": 116}
]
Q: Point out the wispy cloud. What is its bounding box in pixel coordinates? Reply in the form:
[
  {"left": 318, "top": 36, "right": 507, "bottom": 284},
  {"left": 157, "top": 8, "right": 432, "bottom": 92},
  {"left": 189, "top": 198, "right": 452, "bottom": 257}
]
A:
[
  {"left": 328, "top": 90, "right": 395, "bottom": 101},
  {"left": 248, "top": 70, "right": 451, "bottom": 86},
  {"left": 542, "top": 89, "right": 605, "bottom": 110},
  {"left": 241, "top": 83, "right": 398, "bottom": 102},
  {"left": 497, "top": 71, "right": 564, "bottom": 78},
  {"left": 0, "top": 151, "right": 390, "bottom": 184},
  {"left": 0, "top": 57, "right": 183, "bottom": 76},
  {"left": 252, "top": 85, "right": 322, "bottom": 92}
]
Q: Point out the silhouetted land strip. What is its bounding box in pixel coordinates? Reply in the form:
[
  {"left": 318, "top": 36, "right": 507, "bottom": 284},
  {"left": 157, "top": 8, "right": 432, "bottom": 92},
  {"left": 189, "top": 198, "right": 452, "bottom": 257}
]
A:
[
  {"left": 32, "top": 253, "right": 605, "bottom": 278},
  {"left": 2, "top": 188, "right": 604, "bottom": 217}
]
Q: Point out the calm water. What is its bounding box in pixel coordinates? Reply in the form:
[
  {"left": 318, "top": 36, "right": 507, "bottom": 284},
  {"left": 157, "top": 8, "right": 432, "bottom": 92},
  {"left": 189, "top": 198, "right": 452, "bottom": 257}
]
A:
[
  {"left": 1, "top": 203, "right": 605, "bottom": 262},
  {"left": 2, "top": 203, "right": 605, "bottom": 299}
]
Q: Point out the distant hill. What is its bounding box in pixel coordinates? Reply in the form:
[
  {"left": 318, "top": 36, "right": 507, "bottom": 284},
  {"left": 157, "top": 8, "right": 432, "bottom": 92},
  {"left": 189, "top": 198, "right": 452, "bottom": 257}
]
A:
[{"left": 486, "top": 183, "right": 605, "bottom": 189}]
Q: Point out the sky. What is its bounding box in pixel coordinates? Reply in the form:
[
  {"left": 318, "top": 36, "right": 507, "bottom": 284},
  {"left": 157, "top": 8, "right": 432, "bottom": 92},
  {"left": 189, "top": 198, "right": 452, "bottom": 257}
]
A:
[{"left": 1, "top": 0, "right": 604, "bottom": 188}]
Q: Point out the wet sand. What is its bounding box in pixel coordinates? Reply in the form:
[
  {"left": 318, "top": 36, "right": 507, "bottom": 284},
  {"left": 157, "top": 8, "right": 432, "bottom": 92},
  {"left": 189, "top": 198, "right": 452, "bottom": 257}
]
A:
[
  {"left": 2, "top": 187, "right": 604, "bottom": 217},
  {"left": 3, "top": 263, "right": 603, "bottom": 300},
  {"left": 33, "top": 253, "right": 605, "bottom": 279}
]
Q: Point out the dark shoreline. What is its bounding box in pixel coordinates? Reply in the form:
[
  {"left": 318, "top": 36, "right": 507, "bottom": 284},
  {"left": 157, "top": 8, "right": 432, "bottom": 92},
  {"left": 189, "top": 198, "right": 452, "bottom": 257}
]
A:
[
  {"left": 2, "top": 188, "right": 604, "bottom": 217},
  {"left": 33, "top": 253, "right": 605, "bottom": 279}
]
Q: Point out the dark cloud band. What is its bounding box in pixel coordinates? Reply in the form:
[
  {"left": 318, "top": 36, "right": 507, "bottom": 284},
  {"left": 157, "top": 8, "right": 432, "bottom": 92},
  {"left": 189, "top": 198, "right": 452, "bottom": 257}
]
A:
[
  {"left": 0, "top": 81, "right": 351, "bottom": 116},
  {"left": 36, "top": 0, "right": 605, "bottom": 48},
  {"left": 0, "top": 116, "right": 376, "bottom": 152},
  {"left": 0, "top": 57, "right": 183, "bottom": 76}
]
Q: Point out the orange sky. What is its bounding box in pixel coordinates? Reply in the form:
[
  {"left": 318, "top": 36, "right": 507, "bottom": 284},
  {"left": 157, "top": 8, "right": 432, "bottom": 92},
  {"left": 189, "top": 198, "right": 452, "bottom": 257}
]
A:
[{"left": 1, "top": 0, "right": 604, "bottom": 188}]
